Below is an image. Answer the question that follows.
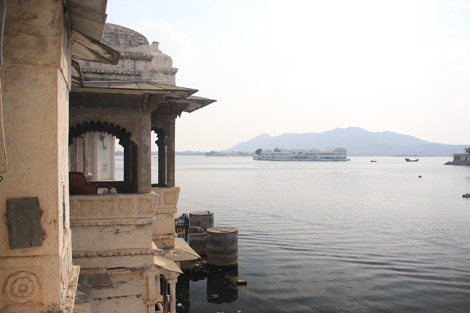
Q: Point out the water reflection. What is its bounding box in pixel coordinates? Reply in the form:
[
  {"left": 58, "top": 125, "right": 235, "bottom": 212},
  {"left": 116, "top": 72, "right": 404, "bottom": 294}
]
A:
[
  {"left": 207, "top": 266, "right": 238, "bottom": 304},
  {"left": 176, "top": 274, "right": 190, "bottom": 313},
  {"left": 176, "top": 263, "right": 239, "bottom": 313},
  {"left": 176, "top": 157, "right": 470, "bottom": 313}
]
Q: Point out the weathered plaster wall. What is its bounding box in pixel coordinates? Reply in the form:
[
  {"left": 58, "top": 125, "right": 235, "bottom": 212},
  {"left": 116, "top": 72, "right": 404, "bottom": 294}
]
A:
[
  {"left": 0, "top": 1, "right": 73, "bottom": 311},
  {"left": 89, "top": 270, "right": 151, "bottom": 313}
]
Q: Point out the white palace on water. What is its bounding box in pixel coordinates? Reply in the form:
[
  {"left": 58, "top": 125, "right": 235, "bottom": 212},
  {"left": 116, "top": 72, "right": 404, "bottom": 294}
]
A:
[{"left": 253, "top": 147, "right": 350, "bottom": 162}]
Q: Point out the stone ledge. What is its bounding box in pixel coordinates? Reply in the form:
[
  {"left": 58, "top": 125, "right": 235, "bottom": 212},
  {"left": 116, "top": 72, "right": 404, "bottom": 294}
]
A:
[
  {"left": 70, "top": 218, "right": 154, "bottom": 227},
  {"left": 82, "top": 68, "right": 142, "bottom": 76},
  {"left": 73, "top": 247, "right": 159, "bottom": 258},
  {"left": 155, "top": 208, "right": 177, "bottom": 214},
  {"left": 120, "top": 52, "right": 152, "bottom": 60}
]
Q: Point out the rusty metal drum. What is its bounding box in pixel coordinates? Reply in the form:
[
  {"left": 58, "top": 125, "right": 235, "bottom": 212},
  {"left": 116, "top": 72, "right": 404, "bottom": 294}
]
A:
[
  {"left": 207, "top": 227, "right": 238, "bottom": 267},
  {"left": 189, "top": 229, "right": 208, "bottom": 256},
  {"left": 189, "top": 211, "right": 214, "bottom": 231}
]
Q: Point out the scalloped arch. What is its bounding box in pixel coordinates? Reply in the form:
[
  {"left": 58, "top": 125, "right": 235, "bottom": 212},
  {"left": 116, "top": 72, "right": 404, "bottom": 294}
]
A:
[{"left": 69, "top": 121, "right": 133, "bottom": 146}]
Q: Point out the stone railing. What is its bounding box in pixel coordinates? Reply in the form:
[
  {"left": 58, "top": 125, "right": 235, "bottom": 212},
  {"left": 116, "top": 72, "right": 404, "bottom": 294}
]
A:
[
  {"left": 151, "top": 187, "right": 180, "bottom": 249},
  {"left": 70, "top": 193, "right": 158, "bottom": 221},
  {"left": 70, "top": 187, "right": 182, "bottom": 260},
  {"left": 70, "top": 193, "right": 159, "bottom": 269}
]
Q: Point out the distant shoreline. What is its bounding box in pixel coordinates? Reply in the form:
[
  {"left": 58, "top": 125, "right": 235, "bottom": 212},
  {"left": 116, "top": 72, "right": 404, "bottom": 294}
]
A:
[{"left": 115, "top": 151, "right": 455, "bottom": 158}]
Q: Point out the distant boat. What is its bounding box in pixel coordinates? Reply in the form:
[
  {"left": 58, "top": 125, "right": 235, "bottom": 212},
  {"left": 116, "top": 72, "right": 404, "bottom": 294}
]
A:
[
  {"left": 370, "top": 160, "right": 377, "bottom": 163},
  {"left": 405, "top": 158, "right": 419, "bottom": 162}
]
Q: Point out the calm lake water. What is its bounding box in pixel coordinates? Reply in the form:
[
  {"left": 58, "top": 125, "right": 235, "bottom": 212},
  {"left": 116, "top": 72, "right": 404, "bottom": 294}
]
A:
[{"left": 120, "top": 156, "right": 470, "bottom": 313}]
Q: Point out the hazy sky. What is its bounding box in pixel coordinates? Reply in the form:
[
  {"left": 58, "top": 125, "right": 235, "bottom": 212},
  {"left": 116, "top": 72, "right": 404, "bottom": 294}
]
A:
[{"left": 106, "top": 0, "right": 470, "bottom": 151}]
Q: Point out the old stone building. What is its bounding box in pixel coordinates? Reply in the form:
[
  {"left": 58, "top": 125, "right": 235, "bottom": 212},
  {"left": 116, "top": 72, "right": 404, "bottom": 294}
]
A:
[{"left": 0, "top": 2, "right": 213, "bottom": 313}]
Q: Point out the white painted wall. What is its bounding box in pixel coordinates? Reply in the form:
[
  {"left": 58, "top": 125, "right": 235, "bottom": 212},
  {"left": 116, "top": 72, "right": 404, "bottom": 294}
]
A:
[
  {"left": 69, "top": 132, "right": 116, "bottom": 181},
  {"left": 92, "top": 133, "right": 115, "bottom": 181}
]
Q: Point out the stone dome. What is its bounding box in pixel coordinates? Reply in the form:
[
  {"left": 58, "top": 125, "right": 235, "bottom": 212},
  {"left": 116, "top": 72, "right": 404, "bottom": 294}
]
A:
[
  {"left": 80, "top": 23, "right": 178, "bottom": 85},
  {"left": 101, "top": 23, "right": 149, "bottom": 52}
]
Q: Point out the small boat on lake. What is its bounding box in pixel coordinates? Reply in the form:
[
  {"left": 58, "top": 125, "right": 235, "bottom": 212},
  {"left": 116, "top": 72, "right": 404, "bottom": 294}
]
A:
[
  {"left": 405, "top": 158, "right": 419, "bottom": 162},
  {"left": 370, "top": 160, "right": 377, "bottom": 163}
]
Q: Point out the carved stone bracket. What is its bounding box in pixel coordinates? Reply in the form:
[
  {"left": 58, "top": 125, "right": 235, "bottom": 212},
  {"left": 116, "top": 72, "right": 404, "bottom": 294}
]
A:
[{"left": 154, "top": 127, "right": 166, "bottom": 146}]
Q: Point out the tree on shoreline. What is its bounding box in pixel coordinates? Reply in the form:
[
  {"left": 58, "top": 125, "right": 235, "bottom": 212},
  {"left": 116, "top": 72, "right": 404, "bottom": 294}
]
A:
[{"left": 465, "top": 147, "right": 470, "bottom": 154}]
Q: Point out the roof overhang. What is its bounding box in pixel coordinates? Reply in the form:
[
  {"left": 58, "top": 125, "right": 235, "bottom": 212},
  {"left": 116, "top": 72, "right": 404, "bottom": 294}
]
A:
[
  {"left": 67, "top": 0, "right": 120, "bottom": 85},
  {"left": 71, "top": 29, "right": 120, "bottom": 65},
  {"left": 73, "top": 81, "right": 198, "bottom": 99},
  {"left": 70, "top": 82, "right": 215, "bottom": 114},
  {"left": 68, "top": 0, "right": 108, "bottom": 41},
  {"left": 153, "top": 255, "right": 183, "bottom": 274},
  {"left": 162, "top": 238, "right": 200, "bottom": 263},
  {"left": 176, "top": 95, "right": 216, "bottom": 113}
]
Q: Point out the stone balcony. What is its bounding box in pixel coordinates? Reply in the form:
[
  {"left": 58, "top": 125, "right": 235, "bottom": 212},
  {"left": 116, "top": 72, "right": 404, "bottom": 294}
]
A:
[
  {"left": 70, "top": 192, "right": 159, "bottom": 269},
  {"left": 70, "top": 187, "right": 188, "bottom": 266},
  {"left": 69, "top": 191, "right": 185, "bottom": 312}
]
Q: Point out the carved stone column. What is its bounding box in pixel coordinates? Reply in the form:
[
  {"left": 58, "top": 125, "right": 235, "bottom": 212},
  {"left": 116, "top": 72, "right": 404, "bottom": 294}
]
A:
[
  {"left": 147, "top": 271, "right": 157, "bottom": 313},
  {"left": 138, "top": 114, "right": 152, "bottom": 193},
  {"left": 155, "top": 127, "right": 167, "bottom": 186},
  {"left": 168, "top": 278, "right": 178, "bottom": 313},
  {"left": 155, "top": 273, "right": 161, "bottom": 301},
  {"left": 123, "top": 140, "right": 134, "bottom": 193},
  {"left": 167, "top": 118, "right": 176, "bottom": 188},
  {"left": 72, "top": 139, "right": 78, "bottom": 171},
  {"left": 83, "top": 133, "right": 89, "bottom": 175}
]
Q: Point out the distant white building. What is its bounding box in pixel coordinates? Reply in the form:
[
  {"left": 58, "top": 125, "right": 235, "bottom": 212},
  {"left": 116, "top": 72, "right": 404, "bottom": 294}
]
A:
[
  {"left": 445, "top": 153, "right": 470, "bottom": 166},
  {"left": 254, "top": 147, "right": 350, "bottom": 161}
]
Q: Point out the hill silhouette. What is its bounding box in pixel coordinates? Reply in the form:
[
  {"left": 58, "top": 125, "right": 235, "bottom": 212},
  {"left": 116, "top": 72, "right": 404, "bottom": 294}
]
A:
[{"left": 225, "top": 127, "right": 468, "bottom": 156}]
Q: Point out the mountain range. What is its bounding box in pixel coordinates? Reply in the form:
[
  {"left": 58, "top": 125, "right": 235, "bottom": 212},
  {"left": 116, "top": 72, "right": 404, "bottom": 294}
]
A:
[{"left": 225, "top": 127, "right": 468, "bottom": 156}]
